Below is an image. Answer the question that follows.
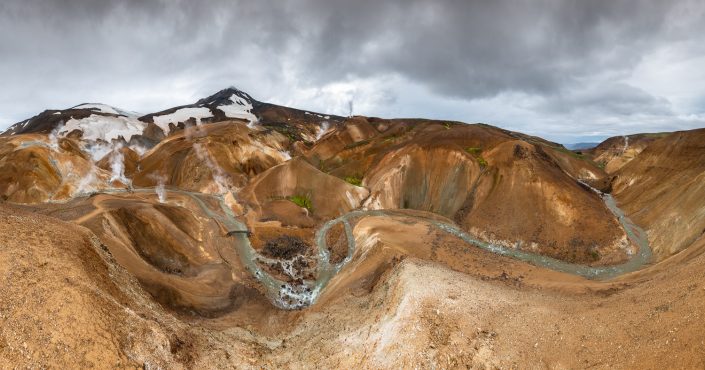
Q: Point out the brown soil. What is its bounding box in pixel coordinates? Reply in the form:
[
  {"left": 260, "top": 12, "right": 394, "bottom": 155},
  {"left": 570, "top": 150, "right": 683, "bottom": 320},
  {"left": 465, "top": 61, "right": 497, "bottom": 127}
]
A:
[
  {"left": 132, "top": 121, "right": 290, "bottom": 193},
  {"left": 588, "top": 133, "right": 670, "bottom": 173},
  {"left": 262, "top": 235, "right": 310, "bottom": 259},
  {"left": 325, "top": 222, "right": 349, "bottom": 264},
  {"left": 613, "top": 128, "right": 705, "bottom": 259},
  {"left": 240, "top": 157, "right": 369, "bottom": 221}
]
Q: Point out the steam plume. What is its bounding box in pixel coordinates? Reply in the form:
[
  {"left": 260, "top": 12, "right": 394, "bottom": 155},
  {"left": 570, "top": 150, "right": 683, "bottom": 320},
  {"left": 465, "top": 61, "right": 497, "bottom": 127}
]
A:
[
  {"left": 108, "top": 143, "right": 130, "bottom": 186},
  {"left": 192, "top": 142, "right": 231, "bottom": 194},
  {"left": 315, "top": 121, "right": 330, "bottom": 141},
  {"left": 48, "top": 122, "right": 65, "bottom": 151},
  {"left": 75, "top": 165, "right": 98, "bottom": 195}
]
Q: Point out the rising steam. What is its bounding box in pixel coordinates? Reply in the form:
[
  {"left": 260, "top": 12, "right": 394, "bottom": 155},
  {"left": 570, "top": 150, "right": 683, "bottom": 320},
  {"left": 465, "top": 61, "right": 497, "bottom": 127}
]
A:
[
  {"left": 48, "top": 122, "right": 65, "bottom": 151},
  {"left": 279, "top": 150, "right": 292, "bottom": 161},
  {"left": 75, "top": 165, "right": 99, "bottom": 195},
  {"left": 147, "top": 172, "right": 167, "bottom": 202},
  {"left": 156, "top": 179, "right": 166, "bottom": 203},
  {"left": 184, "top": 117, "right": 206, "bottom": 140},
  {"left": 315, "top": 121, "right": 330, "bottom": 141},
  {"left": 108, "top": 143, "right": 130, "bottom": 186},
  {"left": 192, "top": 142, "right": 231, "bottom": 194}
]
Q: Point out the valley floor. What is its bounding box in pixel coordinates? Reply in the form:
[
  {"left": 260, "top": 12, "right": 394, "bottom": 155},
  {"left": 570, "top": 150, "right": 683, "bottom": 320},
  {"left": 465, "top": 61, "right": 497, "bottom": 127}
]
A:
[{"left": 1, "top": 203, "right": 704, "bottom": 369}]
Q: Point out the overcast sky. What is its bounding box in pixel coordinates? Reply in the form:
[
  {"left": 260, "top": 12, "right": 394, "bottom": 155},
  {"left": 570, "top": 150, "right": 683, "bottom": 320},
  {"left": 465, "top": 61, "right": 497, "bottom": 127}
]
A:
[{"left": 1, "top": 0, "right": 704, "bottom": 143}]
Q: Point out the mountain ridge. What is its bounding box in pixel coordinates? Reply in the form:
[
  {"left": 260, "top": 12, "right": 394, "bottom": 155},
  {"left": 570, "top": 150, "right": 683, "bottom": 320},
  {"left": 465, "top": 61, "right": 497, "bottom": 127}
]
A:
[{"left": 0, "top": 87, "right": 340, "bottom": 138}]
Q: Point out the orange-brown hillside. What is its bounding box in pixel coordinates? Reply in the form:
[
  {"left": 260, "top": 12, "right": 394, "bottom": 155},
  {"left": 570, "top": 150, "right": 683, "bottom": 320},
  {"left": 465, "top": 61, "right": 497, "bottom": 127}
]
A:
[{"left": 612, "top": 128, "right": 705, "bottom": 259}]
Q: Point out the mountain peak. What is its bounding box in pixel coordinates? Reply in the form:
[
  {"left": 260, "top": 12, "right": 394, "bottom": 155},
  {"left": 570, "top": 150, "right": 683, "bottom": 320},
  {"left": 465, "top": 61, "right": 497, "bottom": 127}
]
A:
[
  {"left": 196, "top": 87, "right": 255, "bottom": 107},
  {"left": 69, "top": 103, "right": 140, "bottom": 117}
]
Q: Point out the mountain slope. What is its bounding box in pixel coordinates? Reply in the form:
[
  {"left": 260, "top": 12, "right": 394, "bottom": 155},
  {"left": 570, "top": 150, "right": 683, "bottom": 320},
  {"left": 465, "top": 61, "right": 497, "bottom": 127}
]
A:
[
  {"left": 587, "top": 133, "right": 670, "bottom": 174},
  {"left": 132, "top": 121, "right": 291, "bottom": 193},
  {"left": 612, "top": 128, "right": 705, "bottom": 259},
  {"left": 305, "top": 118, "right": 627, "bottom": 264}
]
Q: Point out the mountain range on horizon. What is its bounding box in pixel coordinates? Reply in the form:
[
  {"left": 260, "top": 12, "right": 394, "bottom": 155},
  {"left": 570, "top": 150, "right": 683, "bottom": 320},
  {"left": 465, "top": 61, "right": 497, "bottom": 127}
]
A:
[{"left": 0, "top": 86, "right": 660, "bottom": 151}]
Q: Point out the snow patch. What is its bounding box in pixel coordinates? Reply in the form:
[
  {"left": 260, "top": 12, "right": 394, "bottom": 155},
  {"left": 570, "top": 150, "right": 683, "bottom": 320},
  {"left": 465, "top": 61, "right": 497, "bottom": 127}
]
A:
[
  {"left": 217, "top": 93, "right": 257, "bottom": 125},
  {"left": 152, "top": 107, "right": 214, "bottom": 136},
  {"left": 59, "top": 114, "right": 146, "bottom": 142}
]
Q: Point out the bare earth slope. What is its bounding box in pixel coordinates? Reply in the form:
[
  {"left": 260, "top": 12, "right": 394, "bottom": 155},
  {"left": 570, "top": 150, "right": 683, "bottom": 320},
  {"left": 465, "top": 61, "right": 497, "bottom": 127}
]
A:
[
  {"left": 613, "top": 128, "right": 705, "bottom": 259},
  {"left": 0, "top": 135, "right": 113, "bottom": 203},
  {"left": 2, "top": 202, "right": 705, "bottom": 368},
  {"left": 588, "top": 133, "right": 670, "bottom": 174},
  {"left": 133, "top": 121, "right": 291, "bottom": 192},
  {"left": 0, "top": 204, "right": 259, "bottom": 368},
  {"left": 317, "top": 120, "right": 627, "bottom": 264}
]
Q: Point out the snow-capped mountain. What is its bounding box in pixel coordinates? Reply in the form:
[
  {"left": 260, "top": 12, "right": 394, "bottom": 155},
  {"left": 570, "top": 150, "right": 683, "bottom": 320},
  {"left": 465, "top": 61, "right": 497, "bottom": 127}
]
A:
[
  {"left": 71, "top": 103, "right": 142, "bottom": 117},
  {"left": 1, "top": 103, "right": 144, "bottom": 142},
  {"left": 60, "top": 104, "right": 146, "bottom": 143},
  {"left": 1, "top": 87, "right": 343, "bottom": 144},
  {"left": 139, "top": 87, "right": 258, "bottom": 136}
]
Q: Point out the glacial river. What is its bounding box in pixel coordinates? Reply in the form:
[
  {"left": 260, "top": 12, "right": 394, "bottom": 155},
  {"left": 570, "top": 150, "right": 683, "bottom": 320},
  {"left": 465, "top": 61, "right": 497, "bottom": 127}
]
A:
[{"left": 92, "top": 186, "right": 651, "bottom": 310}]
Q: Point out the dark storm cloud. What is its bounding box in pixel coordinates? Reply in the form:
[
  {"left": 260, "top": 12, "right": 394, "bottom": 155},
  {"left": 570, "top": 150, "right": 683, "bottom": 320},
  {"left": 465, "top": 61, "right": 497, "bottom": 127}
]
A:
[
  {"left": 1, "top": 0, "right": 704, "bottom": 141},
  {"left": 293, "top": 0, "right": 662, "bottom": 96}
]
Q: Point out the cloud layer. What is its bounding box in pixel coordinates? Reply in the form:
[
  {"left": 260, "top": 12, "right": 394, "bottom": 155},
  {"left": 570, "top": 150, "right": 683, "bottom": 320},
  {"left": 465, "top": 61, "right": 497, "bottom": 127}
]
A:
[{"left": 1, "top": 0, "right": 704, "bottom": 142}]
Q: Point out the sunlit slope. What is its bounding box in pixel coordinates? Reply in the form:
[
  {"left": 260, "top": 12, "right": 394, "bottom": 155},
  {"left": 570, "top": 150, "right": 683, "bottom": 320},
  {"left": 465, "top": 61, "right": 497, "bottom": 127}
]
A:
[{"left": 612, "top": 128, "right": 705, "bottom": 259}]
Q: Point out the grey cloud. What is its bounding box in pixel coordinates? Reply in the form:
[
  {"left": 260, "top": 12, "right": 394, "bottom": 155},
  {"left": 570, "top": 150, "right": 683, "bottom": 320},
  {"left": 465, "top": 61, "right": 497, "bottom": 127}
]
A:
[
  {"left": 0, "top": 0, "right": 704, "bottom": 142},
  {"left": 289, "top": 0, "right": 677, "bottom": 97},
  {"left": 538, "top": 83, "right": 673, "bottom": 116}
]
